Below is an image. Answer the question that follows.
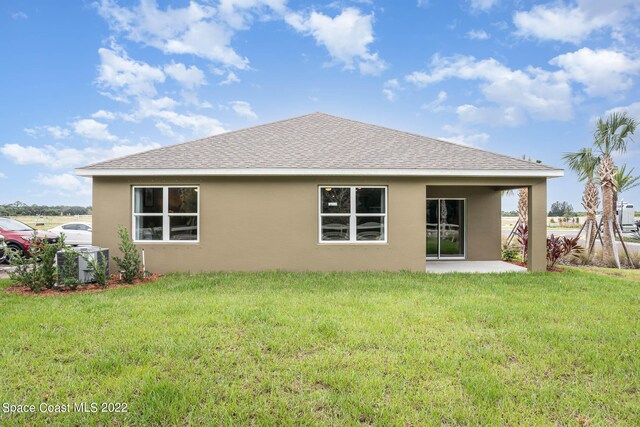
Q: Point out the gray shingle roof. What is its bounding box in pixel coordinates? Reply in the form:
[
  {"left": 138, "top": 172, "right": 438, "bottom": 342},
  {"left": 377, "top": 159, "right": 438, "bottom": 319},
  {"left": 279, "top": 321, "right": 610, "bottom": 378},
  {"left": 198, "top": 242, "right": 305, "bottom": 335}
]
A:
[{"left": 77, "top": 112, "right": 562, "bottom": 176}]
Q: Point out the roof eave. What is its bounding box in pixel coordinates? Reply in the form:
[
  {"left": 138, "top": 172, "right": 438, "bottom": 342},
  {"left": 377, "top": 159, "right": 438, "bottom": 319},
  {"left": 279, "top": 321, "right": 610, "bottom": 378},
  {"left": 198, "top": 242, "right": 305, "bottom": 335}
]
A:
[{"left": 76, "top": 167, "right": 564, "bottom": 178}]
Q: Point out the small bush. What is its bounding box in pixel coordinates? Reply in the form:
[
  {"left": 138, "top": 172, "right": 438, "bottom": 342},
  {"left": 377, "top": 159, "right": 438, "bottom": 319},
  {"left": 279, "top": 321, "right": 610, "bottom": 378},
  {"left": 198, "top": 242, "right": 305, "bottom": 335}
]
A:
[
  {"left": 112, "top": 225, "right": 142, "bottom": 283},
  {"left": 515, "top": 224, "right": 528, "bottom": 263},
  {"left": 501, "top": 245, "right": 520, "bottom": 262},
  {"left": 547, "top": 234, "right": 583, "bottom": 269},
  {"left": 7, "top": 232, "right": 62, "bottom": 292},
  {"left": 8, "top": 248, "right": 41, "bottom": 292},
  {"left": 84, "top": 251, "right": 109, "bottom": 288},
  {"left": 58, "top": 247, "right": 81, "bottom": 290}
]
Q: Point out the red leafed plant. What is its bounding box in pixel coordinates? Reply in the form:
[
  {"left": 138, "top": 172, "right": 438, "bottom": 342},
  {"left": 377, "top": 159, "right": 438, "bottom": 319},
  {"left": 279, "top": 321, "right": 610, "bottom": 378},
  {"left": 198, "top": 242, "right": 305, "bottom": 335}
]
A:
[
  {"left": 515, "top": 224, "right": 528, "bottom": 263},
  {"left": 547, "top": 234, "right": 583, "bottom": 269}
]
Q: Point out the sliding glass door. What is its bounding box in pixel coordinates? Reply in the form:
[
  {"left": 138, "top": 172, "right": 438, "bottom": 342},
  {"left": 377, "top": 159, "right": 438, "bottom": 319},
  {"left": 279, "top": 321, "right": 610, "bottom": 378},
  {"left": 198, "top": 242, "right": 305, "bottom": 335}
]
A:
[{"left": 426, "top": 199, "right": 466, "bottom": 259}]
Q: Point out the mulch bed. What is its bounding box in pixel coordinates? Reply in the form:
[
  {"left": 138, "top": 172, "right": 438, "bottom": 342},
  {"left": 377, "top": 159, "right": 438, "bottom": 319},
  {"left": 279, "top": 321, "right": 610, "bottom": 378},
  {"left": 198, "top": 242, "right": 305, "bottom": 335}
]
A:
[{"left": 4, "top": 274, "right": 161, "bottom": 296}]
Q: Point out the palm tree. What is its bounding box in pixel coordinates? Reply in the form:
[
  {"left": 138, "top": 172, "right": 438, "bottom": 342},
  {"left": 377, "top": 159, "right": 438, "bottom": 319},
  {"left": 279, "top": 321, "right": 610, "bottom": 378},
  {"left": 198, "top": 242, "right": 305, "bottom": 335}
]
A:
[
  {"left": 516, "top": 155, "right": 533, "bottom": 228},
  {"left": 613, "top": 164, "right": 640, "bottom": 214},
  {"left": 594, "top": 112, "right": 638, "bottom": 262},
  {"left": 563, "top": 148, "right": 600, "bottom": 252}
]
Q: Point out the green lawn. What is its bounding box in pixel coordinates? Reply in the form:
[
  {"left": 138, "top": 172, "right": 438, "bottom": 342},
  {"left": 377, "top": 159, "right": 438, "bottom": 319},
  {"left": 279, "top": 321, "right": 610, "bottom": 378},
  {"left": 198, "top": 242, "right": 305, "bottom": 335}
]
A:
[{"left": 0, "top": 271, "right": 638, "bottom": 425}]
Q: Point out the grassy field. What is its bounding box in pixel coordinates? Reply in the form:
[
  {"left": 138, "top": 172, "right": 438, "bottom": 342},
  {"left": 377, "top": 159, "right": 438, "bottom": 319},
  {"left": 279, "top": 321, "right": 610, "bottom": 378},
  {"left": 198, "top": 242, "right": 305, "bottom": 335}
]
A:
[
  {"left": 7, "top": 215, "right": 92, "bottom": 231},
  {"left": 0, "top": 270, "right": 638, "bottom": 425}
]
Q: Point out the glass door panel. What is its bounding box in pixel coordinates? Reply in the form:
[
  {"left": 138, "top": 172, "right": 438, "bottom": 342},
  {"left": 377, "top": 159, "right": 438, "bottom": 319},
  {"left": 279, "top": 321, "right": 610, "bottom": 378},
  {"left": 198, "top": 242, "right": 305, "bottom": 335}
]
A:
[
  {"left": 426, "top": 199, "right": 465, "bottom": 259},
  {"left": 426, "top": 200, "right": 439, "bottom": 258},
  {"left": 439, "top": 199, "right": 465, "bottom": 258}
]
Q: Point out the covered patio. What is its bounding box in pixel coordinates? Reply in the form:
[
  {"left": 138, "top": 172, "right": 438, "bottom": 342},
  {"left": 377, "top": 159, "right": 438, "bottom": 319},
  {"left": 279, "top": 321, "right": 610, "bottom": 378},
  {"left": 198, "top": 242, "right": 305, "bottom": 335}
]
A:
[{"left": 425, "top": 179, "right": 549, "bottom": 272}]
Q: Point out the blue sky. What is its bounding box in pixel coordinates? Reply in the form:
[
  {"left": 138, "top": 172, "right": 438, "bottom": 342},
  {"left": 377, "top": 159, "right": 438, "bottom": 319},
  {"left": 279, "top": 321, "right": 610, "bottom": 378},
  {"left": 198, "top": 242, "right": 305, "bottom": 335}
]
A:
[{"left": 1, "top": 0, "right": 639, "bottom": 210}]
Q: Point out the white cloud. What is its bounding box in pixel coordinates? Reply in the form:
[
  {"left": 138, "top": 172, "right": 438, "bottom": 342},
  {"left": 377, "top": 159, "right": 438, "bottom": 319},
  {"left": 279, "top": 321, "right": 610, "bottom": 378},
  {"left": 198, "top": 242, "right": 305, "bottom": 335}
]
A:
[
  {"left": 34, "top": 174, "right": 92, "bottom": 196},
  {"left": 513, "top": 0, "right": 640, "bottom": 43},
  {"left": 382, "top": 79, "right": 401, "bottom": 101},
  {"left": 219, "top": 71, "right": 240, "bottom": 85},
  {"left": 470, "top": 0, "right": 499, "bottom": 11},
  {"left": 97, "top": 45, "right": 165, "bottom": 99},
  {"left": 92, "top": 110, "right": 117, "bottom": 120},
  {"left": 164, "top": 62, "right": 206, "bottom": 89},
  {"left": 12, "top": 11, "right": 28, "bottom": 20},
  {"left": 1, "top": 142, "right": 161, "bottom": 170},
  {"left": 0, "top": 172, "right": 7, "bottom": 179},
  {"left": 604, "top": 101, "right": 640, "bottom": 120},
  {"left": 421, "top": 90, "right": 448, "bottom": 112},
  {"left": 72, "top": 119, "right": 120, "bottom": 142},
  {"left": 46, "top": 126, "right": 70, "bottom": 140},
  {"left": 405, "top": 54, "right": 573, "bottom": 122},
  {"left": 550, "top": 48, "right": 640, "bottom": 97},
  {"left": 467, "top": 29, "right": 489, "bottom": 40},
  {"left": 23, "top": 126, "right": 70, "bottom": 139},
  {"left": 455, "top": 104, "right": 526, "bottom": 127},
  {"left": 128, "top": 96, "right": 226, "bottom": 137},
  {"left": 439, "top": 124, "right": 490, "bottom": 147},
  {"left": 24, "top": 128, "right": 39, "bottom": 138},
  {"left": 230, "top": 101, "right": 257, "bottom": 119},
  {"left": 96, "top": 0, "right": 264, "bottom": 69},
  {"left": 286, "top": 8, "right": 386, "bottom": 75}
]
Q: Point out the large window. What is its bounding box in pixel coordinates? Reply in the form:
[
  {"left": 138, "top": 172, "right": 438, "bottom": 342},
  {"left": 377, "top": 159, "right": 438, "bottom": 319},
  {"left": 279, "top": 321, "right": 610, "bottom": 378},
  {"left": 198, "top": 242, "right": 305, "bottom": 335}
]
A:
[
  {"left": 319, "top": 186, "right": 387, "bottom": 243},
  {"left": 133, "top": 186, "right": 199, "bottom": 242}
]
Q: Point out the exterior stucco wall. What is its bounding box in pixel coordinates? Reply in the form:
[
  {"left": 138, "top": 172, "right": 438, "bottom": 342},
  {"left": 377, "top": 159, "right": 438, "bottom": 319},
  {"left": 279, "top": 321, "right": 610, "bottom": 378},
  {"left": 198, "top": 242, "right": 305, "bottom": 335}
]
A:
[{"left": 91, "top": 176, "right": 546, "bottom": 273}]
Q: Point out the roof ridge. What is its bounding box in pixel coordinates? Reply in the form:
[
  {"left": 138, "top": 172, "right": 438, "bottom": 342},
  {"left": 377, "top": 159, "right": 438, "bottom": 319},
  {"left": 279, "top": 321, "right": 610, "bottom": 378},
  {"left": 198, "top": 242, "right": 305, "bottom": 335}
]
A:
[{"left": 317, "top": 113, "right": 559, "bottom": 171}]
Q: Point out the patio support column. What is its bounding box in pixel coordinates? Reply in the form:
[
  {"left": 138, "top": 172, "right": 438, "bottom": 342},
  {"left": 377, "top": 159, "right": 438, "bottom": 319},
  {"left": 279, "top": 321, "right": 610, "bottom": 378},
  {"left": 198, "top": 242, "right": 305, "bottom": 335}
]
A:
[{"left": 527, "top": 179, "right": 547, "bottom": 272}]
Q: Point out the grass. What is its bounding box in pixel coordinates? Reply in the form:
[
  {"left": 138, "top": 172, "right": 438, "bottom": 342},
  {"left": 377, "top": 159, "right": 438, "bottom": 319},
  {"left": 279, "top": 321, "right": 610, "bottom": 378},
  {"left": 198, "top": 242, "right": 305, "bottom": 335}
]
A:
[
  {"left": 0, "top": 270, "right": 638, "bottom": 425},
  {"left": 562, "top": 265, "right": 640, "bottom": 281}
]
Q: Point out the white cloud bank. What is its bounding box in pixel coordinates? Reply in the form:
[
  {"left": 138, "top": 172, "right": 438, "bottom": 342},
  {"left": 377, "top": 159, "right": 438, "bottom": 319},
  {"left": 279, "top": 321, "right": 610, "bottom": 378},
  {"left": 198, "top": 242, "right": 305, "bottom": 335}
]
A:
[
  {"left": 0, "top": 142, "right": 160, "bottom": 170},
  {"left": 405, "top": 48, "right": 640, "bottom": 126},
  {"left": 514, "top": 0, "right": 640, "bottom": 43},
  {"left": 34, "top": 174, "right": 92, "bottom": 196}
]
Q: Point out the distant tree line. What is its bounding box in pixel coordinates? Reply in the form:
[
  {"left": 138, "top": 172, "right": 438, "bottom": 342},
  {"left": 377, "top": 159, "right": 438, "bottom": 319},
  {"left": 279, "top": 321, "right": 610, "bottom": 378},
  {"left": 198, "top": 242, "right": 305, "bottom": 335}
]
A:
[
  {"left": 0, "top": 201, "right": 91, "bottom": 216},
  {"left": 548, "top": 201, "right": 578, "bottom": 217}
]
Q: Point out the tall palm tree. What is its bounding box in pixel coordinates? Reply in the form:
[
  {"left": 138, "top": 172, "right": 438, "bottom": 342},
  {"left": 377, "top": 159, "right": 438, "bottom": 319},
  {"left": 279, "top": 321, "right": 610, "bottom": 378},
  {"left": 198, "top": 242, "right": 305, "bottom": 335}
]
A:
[
  {"left": 594, "top": 112, "right": 638, "bottom": 262},
  {"left": 563, "top": 148, "right": 599, "bottom": 252},
  {"left": 613, "top": 164, "right": 640, "bottom": 214},
  {"left": 516, "top": 155, "right": 532, "bottom": 227}
]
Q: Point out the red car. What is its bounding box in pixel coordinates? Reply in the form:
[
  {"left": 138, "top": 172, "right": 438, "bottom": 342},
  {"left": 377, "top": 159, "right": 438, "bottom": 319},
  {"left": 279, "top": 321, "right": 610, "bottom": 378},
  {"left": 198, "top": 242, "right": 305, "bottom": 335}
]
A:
[{"left": 0, "top": 217, "right": 60, "bottom": 257}]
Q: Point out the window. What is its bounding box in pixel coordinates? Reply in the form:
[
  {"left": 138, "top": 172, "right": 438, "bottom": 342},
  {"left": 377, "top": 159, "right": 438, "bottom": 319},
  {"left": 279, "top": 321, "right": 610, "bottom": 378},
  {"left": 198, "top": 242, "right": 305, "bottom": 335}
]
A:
[
  {"left": 319, "top": 186, "right": 387, "bottom": 243},
  {"left": 133, "top": 186, "right": 199, "bottom": 242}
]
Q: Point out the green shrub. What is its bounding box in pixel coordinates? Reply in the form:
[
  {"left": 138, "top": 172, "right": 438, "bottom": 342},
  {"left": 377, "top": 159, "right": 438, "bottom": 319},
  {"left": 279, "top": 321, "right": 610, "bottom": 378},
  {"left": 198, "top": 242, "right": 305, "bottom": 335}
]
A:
[
  {"left": 34, "top": 237, "right": 62, "bottom": 289},
  {"left": 84, "top": 251, "right": 109, "bottom": 288},
  {"left": 112, "top": 225, "right": 142, "bottom": 283},
  {"left": 58, "top": 247, "right": 81, "bottom": 290},
  {"left": 8, "top": 248, "right": 41, "bottom": 292},
  {"left": 501, "top": 245, "right": 520, "bottom": 262},
  {"left": 7, "top": 232, "right": 62, "bottom": 292}
]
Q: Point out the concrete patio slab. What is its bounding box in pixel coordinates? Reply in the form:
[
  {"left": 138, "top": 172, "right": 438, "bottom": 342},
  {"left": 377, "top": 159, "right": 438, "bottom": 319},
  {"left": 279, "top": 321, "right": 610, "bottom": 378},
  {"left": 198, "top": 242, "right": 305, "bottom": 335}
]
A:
[{"left": 426, "top": 260, "right": 527, "bottom": 274}]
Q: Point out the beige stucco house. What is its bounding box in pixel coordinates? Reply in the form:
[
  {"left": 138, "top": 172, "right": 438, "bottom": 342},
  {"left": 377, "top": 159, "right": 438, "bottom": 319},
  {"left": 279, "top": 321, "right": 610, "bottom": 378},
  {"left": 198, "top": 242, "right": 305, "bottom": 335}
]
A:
[{"left": 76, "top": 113, "right": 563, "bottom": 273}]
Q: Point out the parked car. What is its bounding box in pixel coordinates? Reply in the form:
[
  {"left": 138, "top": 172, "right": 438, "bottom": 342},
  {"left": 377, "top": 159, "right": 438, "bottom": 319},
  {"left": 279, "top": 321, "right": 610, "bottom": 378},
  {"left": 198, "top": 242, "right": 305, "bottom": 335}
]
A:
[
  {"left": 48, "top": 222, "right": 92, "bottom": 245},
  {"left": 0, "top": 217, "right": 60, "bottom": 256},
  {"left": 0, "top": 234, "right": 6, "bottom": 263}
]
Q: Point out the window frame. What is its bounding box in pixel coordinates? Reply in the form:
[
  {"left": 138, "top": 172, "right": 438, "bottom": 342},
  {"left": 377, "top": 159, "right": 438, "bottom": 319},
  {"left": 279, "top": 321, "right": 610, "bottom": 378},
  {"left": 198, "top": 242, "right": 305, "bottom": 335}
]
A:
[
  {"left": 318, "top": 185, "right": 388, "bottom": 244},
  {"left": 131, "top": 185, "right": 200, "bottom": 244}
]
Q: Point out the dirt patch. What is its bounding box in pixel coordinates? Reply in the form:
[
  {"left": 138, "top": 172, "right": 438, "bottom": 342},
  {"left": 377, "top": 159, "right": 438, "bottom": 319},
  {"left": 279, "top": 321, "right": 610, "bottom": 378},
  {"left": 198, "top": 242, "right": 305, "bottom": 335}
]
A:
[{"left": 4, "top": 274, "right": 161, "bottom": 296}]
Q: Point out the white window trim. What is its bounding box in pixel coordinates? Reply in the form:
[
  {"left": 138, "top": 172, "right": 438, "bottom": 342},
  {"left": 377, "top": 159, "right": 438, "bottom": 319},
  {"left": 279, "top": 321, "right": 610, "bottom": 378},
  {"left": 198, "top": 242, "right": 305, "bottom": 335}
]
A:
[
  {"left": 132, "top": 185, "right": 200, "bottom": 244},
  {"left": 318, "top": 185, "right": 388, "bottom": 244}
]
